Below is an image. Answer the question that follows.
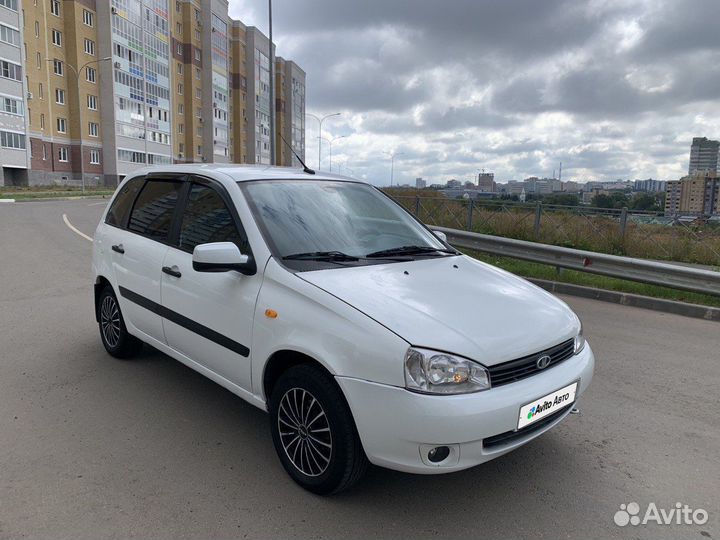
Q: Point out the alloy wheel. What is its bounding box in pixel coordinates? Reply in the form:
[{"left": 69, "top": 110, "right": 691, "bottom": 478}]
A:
[
  {"left": 100, "top": 295, "right": 121, "bottom": 349},
  {"left": 277, "top": 387, "right": 333, "bottom": 477}
]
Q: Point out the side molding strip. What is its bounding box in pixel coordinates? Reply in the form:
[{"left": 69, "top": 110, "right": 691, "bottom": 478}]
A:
[{"left": 118, "top": 286, "right": 250, "bottom": 357}]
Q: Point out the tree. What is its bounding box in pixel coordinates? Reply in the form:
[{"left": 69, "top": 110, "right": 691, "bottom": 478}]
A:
[{"left": 591, "top": 193, "right": 614, "bottom": 208}]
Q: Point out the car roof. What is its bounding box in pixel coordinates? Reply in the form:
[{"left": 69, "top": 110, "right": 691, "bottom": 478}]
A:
[{"left": 128, "top": 164, "right": 364, "bottom": 187}]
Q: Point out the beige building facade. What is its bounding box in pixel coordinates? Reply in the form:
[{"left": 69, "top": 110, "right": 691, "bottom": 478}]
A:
[{"left": 4, "top": 0, "right": 305, "bottom": 186}]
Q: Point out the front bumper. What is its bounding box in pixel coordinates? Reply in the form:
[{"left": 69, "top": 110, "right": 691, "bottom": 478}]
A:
[{"left": 336, "top": 343, "right": 594, "bottom": 474}]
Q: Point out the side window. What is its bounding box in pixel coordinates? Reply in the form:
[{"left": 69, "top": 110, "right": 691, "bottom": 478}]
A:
[
  {"left": 127, "top": 180, "right": 183, "bottom": 241},
  {"left": 105, "top": 176, "right": 145, "bottom": 228},
  {"left": 179, "top": 183, "right": 250, "bottom": 254}
]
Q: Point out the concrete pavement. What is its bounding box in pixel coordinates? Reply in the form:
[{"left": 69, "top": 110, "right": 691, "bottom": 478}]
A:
[{"left": 0, "top": 200, "right": 717, "bottom": 539}]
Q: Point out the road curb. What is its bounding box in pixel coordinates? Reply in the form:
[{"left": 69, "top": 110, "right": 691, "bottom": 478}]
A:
[
  {"left": 0, "top": 198, "right": 15, "bottom": 203},
  {"left": 530, "top": 278, "right": 720, "bottom": 322}
]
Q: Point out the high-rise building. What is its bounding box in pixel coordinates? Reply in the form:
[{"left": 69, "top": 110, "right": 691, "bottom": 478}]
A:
[
  {"left": 477, "top": 172, "right": 495, "bottom": 192},
  {"left": 11, "top": 0, "right": 305, "bottom": 186},
  {"left": 634, "top": 179, "right": 666, "bottom": 193},
  {"left": 665, "top": 171, "right": 719, "bottom": 216},
  {"left": 415, "top": 177, "right": 426, "bottom": 189},
  {"left": 688, "top": 137, "right": 719, "bottom": 174},
  {"left": 0, "top": 0, "right": 30, "bottom": 185},
  {"left": 275, "top": 57, "right": 305, "bottom": 167}
]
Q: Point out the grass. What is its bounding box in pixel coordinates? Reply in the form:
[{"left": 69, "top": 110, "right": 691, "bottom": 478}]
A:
[
  {"left": 464, "top": 248, "right": 720, "bottom": 308},
  {"left": 0, "top": 185, "right": 114, "bottom": 200},
  {"left": 390, "top": 194, "right": 720, "bottom": 266}
]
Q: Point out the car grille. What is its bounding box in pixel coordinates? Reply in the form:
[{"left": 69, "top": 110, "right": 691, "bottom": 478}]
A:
[
  {"left": 487, "top": 338, "right": 575, "bottom": 387},
  {"left": 483, "top": 403, "right": 574, "bottom": 449}
]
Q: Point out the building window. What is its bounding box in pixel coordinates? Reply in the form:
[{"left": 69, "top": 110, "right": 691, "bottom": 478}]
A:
[
  {"left": 50, "top": 0, "right": 60, "bottom": 16},
  {"left": 178, "top": 103, "right": 184, "bottom": 115},
  {"left": 55, "top": 87, "right": 65, "bottom": 104},
  {"left": 177, "top": 62, "right": 183, "bottom": 75},
  {"left": 89, "top": 122, "right": 98, "bottom": 137},
  {"left": 176, "top": 22, "right": 182, "bottom": 34},
  {"left": 86, "top": 66, "right": 96, "bottom": 83},
  {"left": 36, "top": 51, "right": 41, "bottom": 69},
  {"left": 51, "top": 29, "right": 62, "bottom": 46},
  {"left": 57, "top": 117, "right": 66, "bottom": 133},
  {"left": 2, "top": 96, "right": 22, "bottom": 115},
  {"left": 195, "top": 68, "right": 200, "bottom": 80},
  {"left": 194, "top": 29, "right": 200, "bottom": 41},
  {"left": 0, "top": 0, "right": 18, "bottom": 11},
  {"left": 194, "top": 49, "right": 201, "bottom": 61},
  {"left": 40, "top": 113, "right": 45, "bottom": 129},
  {"left": 38, "top": 82, "right": 43, "bottom": 99},
  {"left": 177, "top": 82, "right": 183, "bottom": 95},
  {"left": 195, "top": 88, "right": 201, "bottom": 99},
  {"left": 82, "top": 9, "right": 93, "bottom": 27},
  {"left": 0, "top": 60, "right": 21, "bottom": 81},
  {"left": 175, "top": 1, "right": 180, "bottom": 12},
  {"left": 53, "top": 59, "right": 63, "bottom": 76},
  {"left": 58, "top": 147, "right": 68, "bottom": 161},
  {"left": 176, "top": 43, "right": 182, "bottom": 55},
  {"left": 84, "top": 38, "right": 95, "bottom": 56},
  {"left": 178, "top": 123, "right": 184, "bottom": 134},
  {"left": 34, "top": 21, "right": 39, "bottom": 37},
  {"left": 90, "top": 149, "right": 100, "bottom": 164},
  {"left": 0, "top": 23, "right": 20, "bottom": 47},
  {"left": 87, "top": 94, "right": 97, "bottom": 110},
  {"left": 42, "top": 143, "right": 47, "bottom": 160},
  {"left": 0, "top": 130, "right": 25, "bottom": 149}
]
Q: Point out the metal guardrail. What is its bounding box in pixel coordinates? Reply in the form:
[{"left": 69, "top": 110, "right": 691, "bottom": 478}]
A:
[{"left": 432, "top": 225, "right": 720, "bottom": 297}]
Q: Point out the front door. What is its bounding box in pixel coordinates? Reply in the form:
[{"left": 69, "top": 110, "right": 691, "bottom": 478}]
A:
[{"left": 160, "top": 178, "right": 261, "bottom": 390}]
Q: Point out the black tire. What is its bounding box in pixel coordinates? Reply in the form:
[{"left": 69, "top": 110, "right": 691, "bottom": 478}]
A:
[
  {"left": 97, "top": 285, "right": 143, "bottom": 359},
  {"left": 269, "top": 364, "right": 368, "bottom": 495}
]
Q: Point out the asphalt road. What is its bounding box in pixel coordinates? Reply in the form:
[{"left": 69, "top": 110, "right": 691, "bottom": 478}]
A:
[{"left": 0, "top": 199, "right": 718, "bottom": 540}]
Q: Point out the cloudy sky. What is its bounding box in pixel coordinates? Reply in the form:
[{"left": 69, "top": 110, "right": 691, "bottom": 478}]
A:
[{"left": 229, "top": 0, "right": 720, "bottom": 186}]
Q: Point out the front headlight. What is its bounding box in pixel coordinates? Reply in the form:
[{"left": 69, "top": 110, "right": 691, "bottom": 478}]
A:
[
  {"left": 404, "top": 348, "right": 490, "bottom": 395},
  {"left": 574, "top": 324, "right": 586, "bottom": 354}
]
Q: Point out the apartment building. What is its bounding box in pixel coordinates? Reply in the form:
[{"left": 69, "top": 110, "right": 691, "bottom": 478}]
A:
[
  {"left": 0, "top": 0, "right": 30, "bottom": 185},
  {"left": 665, "top": 171, "right": 720, "bottom": 216},
  {"left": 688, "top": 137, "right": 719, "bottom": 174},
  {"left": 275, "top": 56, "right": 305, "bottom": 167},
  {"left": 8, "top": 0, "right": 305, "bottom": 186}
]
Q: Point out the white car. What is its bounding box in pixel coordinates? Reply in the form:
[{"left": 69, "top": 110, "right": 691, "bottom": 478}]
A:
[{"left": 92, "top": 165, "right": 594, "bottom": 494}]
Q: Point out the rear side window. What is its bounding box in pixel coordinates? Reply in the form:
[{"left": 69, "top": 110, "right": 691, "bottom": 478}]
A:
[
  {"left": 178, "top": 183, "right": 250, "bottom": 253},
  {"left": 127, "top": 180, "right": 183, "bottom": 241},
  {"left": 105, "top": 177, "right": 145, "bottom": 228}
]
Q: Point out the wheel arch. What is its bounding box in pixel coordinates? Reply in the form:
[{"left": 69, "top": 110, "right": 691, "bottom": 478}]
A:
[
  {"left": 262, "top": 349, "right": 336, "bottom": 403},
  {"left": 94, "top": 275, "right": 113, "bottom": 323}
]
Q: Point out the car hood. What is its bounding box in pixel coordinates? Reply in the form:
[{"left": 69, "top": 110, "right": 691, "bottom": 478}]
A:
[{"left": 297, "top": 255, "right": 579, "bottom": 366}]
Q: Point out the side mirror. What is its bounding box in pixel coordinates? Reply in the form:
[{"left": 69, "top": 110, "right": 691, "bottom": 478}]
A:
[
  {"left": 433, "top": 230, "right": 448, "bottom": 243},
  {"left": 192, "top": 242, "right": 256, "bottom": 275}
]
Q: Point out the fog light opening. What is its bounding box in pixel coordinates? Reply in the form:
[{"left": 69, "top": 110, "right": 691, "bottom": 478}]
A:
[{"left": 427, "top": 446, "right": 450, "bottom": 463}]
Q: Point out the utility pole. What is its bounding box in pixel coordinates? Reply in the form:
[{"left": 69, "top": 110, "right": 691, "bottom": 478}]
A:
[
  {"left": 387, "top": 151, "right": 405, "bottom": 186},
  {"left": 268, "top": 0, "right": 275, "bottom": 165},
  {"left": 306, "top": 112, "right": 341, "bottom": 170}
]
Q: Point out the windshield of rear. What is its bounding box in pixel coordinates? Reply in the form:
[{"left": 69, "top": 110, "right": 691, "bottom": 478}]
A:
[{"left": 241, "top": 180, "right": 446, "bottom": 264}]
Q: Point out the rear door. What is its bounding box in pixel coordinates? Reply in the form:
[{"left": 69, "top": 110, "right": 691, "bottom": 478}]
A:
[
  {"left": 160, "top": 176, "right": 261, "bottom": 390},
  {"left": 111, "top": 176, "right": 185, "bottom": 345}
]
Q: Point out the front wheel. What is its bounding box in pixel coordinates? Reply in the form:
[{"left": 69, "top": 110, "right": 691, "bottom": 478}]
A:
[
  {"left": 98, "top": 286, "right": 143, "bottom": 359},
  {"left": 269, "top": 364, "right": 368, "bottom": 494}
]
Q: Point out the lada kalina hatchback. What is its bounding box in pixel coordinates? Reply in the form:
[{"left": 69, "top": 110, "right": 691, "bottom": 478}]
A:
[{"left": 92, "top": 165, "right": 594, "bottom": 494}]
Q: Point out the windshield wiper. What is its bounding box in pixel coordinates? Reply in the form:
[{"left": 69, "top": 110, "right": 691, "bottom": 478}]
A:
[
  {"left": 365, "top": 245, "right": 458, "bottom": 258},
  {"left": 283, "top": 251, "right": 360, "bottom": 262}
]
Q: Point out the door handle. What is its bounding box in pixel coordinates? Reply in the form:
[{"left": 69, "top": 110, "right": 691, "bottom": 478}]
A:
[
  {"left": 111, "top": 244, "right": 125, "bottom": 254},
  {"left": 162, "top": 266, "right": 182, "bottom": 278}
]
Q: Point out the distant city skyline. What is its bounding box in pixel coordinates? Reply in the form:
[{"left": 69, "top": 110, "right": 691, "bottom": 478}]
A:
[{"left": 231, "top": 0, "right": 720, "bottom": 186}]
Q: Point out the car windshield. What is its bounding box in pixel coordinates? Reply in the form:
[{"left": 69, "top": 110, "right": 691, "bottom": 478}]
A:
[{"left": 241, "top": 180, "right": 450, "bottom": 265}]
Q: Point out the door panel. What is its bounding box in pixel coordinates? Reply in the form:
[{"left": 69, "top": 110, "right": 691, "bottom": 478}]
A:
[
  {"left": 110, "top": 178, "right": 183, "bottom": 344},
  {"left": 160, "top": 181, "right": 260, "bottom": 390}
]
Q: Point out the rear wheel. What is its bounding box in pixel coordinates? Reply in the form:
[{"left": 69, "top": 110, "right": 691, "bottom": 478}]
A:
[
  {"left": 269, "top": 364, "right": 368, "bottom": 494},
  {"left": 98, "top": 286, "right": 143, "bottom": 358}
]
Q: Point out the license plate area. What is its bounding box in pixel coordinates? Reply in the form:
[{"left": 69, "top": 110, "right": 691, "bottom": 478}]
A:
[{"left": 518, "top": 381, "right": 578, "bottom": 429}]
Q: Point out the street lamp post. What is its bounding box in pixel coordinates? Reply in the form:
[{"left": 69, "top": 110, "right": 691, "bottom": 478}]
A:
[
  {"left": 48, "top": 57, "right": 111, "bottom": 193},
  {"left": 320, "top": 135, "right": 346, "bottom": 172},
  {"left": 387, "top": 151, "right": 405, "bottom": 187},
  {"left": 306, "top": 112, "right": 340, "bottom": 170},
  {"left": 268, "top": 0, "right": 275, "bottom": 165}
]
